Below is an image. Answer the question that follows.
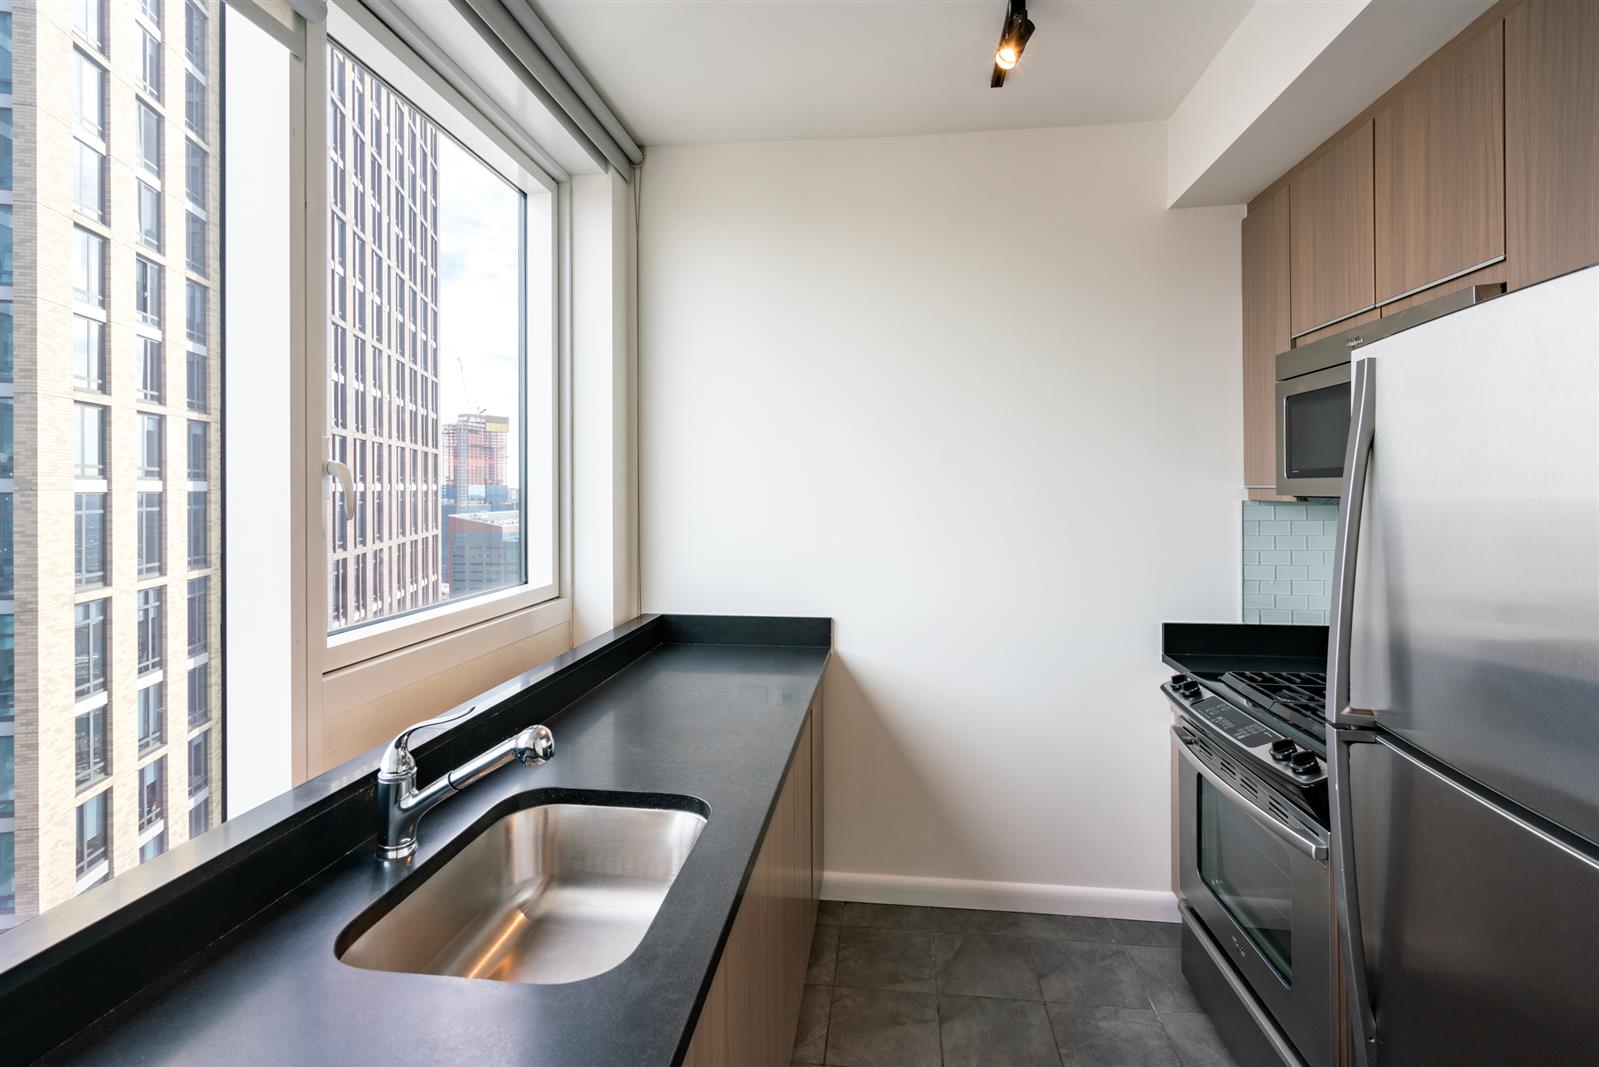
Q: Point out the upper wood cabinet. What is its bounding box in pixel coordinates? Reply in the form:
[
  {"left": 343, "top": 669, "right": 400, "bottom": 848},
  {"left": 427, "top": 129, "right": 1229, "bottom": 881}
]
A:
[
  {"left": 1506, "top": 0, "right": 1599, "bottom": 290},
  {"left": 1289, "top": 121, "right": 1375, "bottom": 337},
  {"left": 1374, "top": 21, "right": 1505, "bottom": 303},
  {"left": 1241, "top": 186, "right": 1290, "bottom": 492}
]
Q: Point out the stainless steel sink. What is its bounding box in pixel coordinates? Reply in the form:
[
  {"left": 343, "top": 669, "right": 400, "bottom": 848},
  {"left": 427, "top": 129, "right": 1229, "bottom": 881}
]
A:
[{"left": 338, "top": 800, "right": 708, "bottom": 985}]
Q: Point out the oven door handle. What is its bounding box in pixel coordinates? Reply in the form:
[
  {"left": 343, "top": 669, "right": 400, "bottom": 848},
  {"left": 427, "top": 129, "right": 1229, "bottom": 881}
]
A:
[{"left": 1172, "top": 727, "right": 1328, "bottom": 864}]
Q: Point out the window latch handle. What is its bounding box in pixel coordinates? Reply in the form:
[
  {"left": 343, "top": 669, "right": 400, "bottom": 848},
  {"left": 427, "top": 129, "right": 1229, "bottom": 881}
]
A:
[{"left": 323, "top": 459, "right": 355, "bottom": 523}]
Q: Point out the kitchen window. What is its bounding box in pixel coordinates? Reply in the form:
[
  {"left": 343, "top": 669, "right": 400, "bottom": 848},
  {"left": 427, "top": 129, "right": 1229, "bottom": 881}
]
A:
[
  {"left": 0, "top": 0, "right": 237, "bottom": 935},
  {"left": 320, "top": 35, "right": 557, "bottom": 664}
]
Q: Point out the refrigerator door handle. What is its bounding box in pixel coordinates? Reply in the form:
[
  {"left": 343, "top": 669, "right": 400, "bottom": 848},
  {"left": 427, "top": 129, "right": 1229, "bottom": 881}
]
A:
[
  {"left": 1331, "top": 730, "right": 1379, "bottom": 1067},
  {"left": 1327, "top": 357, "right": 1376, "bottom": 726}
]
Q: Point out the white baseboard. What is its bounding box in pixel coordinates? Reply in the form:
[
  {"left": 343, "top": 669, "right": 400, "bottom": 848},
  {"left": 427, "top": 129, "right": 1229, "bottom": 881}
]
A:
[{"left": 820, "top": 870, "right": 1180, "bottom": 923}]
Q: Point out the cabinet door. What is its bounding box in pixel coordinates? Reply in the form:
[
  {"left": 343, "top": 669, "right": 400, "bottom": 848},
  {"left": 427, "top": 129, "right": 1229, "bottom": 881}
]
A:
[
  {"left": 1241, "top": 186, "right": 1290, "bottom": 491},
  {"left": 1507, "top": 0, "right": 1599, "bottom": 290},
  {"left": 1290, "top": 120, "right": 1375, "bottom": 337},
  {"left": 1374, "top": 21, "right": 1504, "bottom": 303}
]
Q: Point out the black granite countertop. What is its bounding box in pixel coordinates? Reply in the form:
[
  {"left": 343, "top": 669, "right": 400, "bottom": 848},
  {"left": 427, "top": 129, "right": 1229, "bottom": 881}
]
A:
[{"left": 38, "top": 623, "right": 829, "bottom": 1066}]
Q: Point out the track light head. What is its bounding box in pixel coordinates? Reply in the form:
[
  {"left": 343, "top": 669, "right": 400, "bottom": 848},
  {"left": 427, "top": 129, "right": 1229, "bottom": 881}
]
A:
[{"left": 991, "top": 1, "right": 1035, "bottom": 87}]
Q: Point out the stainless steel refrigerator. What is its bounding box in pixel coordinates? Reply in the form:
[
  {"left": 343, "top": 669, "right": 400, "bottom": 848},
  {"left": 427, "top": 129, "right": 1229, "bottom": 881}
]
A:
[{"left": 1326, "top": 264, "right": 1599, "bottom": 1066}]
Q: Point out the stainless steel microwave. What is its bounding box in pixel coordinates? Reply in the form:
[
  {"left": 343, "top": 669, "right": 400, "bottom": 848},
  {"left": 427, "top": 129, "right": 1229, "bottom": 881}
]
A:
[{"left": 1274, "top": 282, "right": 1505, "bottom": 498}]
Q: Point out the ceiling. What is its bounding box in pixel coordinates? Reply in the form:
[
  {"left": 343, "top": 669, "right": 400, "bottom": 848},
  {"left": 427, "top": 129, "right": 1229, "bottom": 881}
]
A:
[{"left": 531, "top": 0, "right": 1255, "bottom": 146}]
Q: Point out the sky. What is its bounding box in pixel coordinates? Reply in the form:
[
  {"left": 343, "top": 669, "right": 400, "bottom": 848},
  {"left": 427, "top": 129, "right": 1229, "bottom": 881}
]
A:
[{"left": 435, "top": 133, "right": 523, "bottom": 491}]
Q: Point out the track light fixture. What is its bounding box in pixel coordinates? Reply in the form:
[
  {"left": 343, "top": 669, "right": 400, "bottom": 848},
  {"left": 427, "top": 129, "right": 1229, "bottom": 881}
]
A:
[{"left": 991, "top": 0, "right": 1036, "bottom": 87}]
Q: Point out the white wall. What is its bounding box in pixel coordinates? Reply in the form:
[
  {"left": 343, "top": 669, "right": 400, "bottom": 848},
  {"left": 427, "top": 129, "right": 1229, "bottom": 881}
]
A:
[{"left": 640, "top": 122, "right": 1243, "bottom": 919}]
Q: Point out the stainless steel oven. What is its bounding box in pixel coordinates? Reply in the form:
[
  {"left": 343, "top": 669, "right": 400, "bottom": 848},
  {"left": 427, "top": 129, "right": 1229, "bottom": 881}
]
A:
[
  {"left": 1173, "top": 723, "right": 1332, "bottom": 1066},
  {"left": 1273, "top": 283, "right": 1504, "bottom": 498}
]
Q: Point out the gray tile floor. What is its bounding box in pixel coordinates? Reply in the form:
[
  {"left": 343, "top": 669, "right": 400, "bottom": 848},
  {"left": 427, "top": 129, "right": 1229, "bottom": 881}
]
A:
[{"left": 793, "top": 901, "right": 1240, "bottom": 1066}]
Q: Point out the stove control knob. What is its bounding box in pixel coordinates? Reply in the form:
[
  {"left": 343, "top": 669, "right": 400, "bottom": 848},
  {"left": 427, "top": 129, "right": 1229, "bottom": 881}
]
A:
[
  {"left": 1169, "top": 674, "right": 1188, "bottom": 690},
  {"left": 1289, "top": 750, "right": 1320, "bottom": 776},
  {"left": 1269, "top": 739, "right": 1297, "bottom": 762}
]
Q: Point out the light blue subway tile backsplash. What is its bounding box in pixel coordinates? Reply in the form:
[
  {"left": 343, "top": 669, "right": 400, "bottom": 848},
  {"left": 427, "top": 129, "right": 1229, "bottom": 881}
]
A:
[{"left": 1242, "top": 500, "right": 1337, "bottom": 625}]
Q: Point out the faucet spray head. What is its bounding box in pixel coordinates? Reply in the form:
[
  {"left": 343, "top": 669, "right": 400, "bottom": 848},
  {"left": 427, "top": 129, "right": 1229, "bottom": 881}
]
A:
[{"left": 514, "top": 725, "right": 555, "bottom": 765}]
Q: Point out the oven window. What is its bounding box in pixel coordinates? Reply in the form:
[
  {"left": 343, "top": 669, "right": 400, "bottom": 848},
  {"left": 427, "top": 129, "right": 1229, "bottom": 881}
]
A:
[
  {"left": 1198, "top": 778, "right": 1294, "bottom": 981},
  {"left": 1284, "top": 380, "right": 1351, "bottom": 480}
]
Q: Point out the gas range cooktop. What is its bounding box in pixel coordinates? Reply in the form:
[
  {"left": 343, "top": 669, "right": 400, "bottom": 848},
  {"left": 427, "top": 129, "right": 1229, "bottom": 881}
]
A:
[
  {"left": 1217, "top": 670, "right": 1328, "bottom": 734},
  {"left": 1159, "top": 623, "right": 1331, "bottom": 820}
]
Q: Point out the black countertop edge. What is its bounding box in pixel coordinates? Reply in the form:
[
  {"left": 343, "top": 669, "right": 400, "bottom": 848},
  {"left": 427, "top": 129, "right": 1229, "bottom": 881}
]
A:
[{"left": 0, "top": 612, "right": 833, "bottom": 1065}]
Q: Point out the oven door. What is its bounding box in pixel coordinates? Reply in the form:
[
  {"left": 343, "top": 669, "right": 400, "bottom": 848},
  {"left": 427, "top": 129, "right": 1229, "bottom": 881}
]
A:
[
  {"left": 1275, "top": 362, "right": 1351, "bottom": 497},
  {"left": 1174, "top": 728, "right": 1333, "bottom": 1066}
]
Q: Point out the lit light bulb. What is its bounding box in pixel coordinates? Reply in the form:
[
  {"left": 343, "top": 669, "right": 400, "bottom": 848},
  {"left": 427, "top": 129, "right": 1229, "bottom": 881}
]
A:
[{"left": 995, "top": 44, "right": 1019, "bottom": 70}]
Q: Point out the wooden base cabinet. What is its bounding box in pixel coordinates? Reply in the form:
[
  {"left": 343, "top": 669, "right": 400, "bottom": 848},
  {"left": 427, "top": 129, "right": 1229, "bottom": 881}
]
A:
[{"left": 682, "top": 707, "right": 820, "bottom": 1067}]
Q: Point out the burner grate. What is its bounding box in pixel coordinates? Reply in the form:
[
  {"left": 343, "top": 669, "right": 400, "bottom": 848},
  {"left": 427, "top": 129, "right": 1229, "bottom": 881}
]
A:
[{"left": 1220, "top": 670, "right": 1327, "bottom": 722}]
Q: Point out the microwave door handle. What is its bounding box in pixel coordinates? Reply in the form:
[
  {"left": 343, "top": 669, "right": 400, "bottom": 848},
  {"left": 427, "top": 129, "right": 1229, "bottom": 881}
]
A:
[
  {"left": 1327, "top": 356, "right": 1375, "bottom": 725},
  {"left": 1171, "top": 728, "right": 1328, "bottom": 863}
]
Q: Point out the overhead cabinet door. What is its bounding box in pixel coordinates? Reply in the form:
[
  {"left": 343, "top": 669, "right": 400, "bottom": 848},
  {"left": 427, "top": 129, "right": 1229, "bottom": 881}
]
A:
[
  {"left": 1506, "top": 0, "right": 1599, "bottom": 290},
  {"left": 1374, "top": 21, "right": 1505, "bottom": 304},
  {"left": 1241, "top": 186, "right": 1290, "bottom": 491},
  {"left": 1290, "top": 121, "right": 1375, "bottom": 337}
]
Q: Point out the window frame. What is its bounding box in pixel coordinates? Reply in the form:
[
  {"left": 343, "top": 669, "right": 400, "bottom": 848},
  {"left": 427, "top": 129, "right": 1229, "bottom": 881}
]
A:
[{"left": 305, "top": 7, "right": 567, "bottom": 692}]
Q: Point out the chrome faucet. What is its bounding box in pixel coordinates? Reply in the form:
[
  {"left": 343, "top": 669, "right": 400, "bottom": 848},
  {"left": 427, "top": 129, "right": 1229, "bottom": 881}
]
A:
[{"left": 376, "top": 705, "right": 555, "bottom": 859}]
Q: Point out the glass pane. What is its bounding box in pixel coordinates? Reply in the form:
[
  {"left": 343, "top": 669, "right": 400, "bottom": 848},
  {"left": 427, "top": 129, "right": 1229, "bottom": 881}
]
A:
[
  {"left": 1197, "top": 778, "right": 1294, "bottom": 979},
  {"left": 0, "top": 2, "right": 228, "bottom": 931},
  {"left": 1284, "top": 381, "right": 1350, "bottom": 481},
  {"left": 325, "top": 43, "right": 529, "bottom": 634}
]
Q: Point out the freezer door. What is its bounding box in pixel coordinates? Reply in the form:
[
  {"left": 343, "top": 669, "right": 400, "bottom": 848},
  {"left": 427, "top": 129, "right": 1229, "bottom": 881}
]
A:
[
  {"left": 1348, "top": 265, "right": 1599, "bottom": 844},
  {"left": 1348, "top": 734, "right": 1599, "bottom": 1064}
]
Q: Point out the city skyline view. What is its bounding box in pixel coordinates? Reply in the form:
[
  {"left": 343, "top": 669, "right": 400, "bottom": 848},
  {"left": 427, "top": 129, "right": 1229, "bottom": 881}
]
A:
[{"left": 323, "top": 41, "right": 527, "bottom": 633}]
